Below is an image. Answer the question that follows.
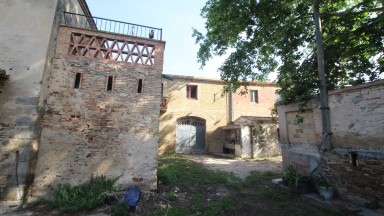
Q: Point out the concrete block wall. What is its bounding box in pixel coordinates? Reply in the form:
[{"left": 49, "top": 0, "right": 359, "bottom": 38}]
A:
[
  {"left": 277, "top": 79, "right": 384, "bottom": 205},
  {"left": 30, "top": 26, "right": 165, "bottom": 199}
]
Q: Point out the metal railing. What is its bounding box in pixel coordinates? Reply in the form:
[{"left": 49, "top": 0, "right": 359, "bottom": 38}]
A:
[{"left": 63, "top": 12, "right": 163, "bottom": 40}]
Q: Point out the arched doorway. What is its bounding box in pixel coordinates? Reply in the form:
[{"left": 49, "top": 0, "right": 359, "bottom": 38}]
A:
[{"left": 176, "top": 117, "right": 206, "bottom": 153}]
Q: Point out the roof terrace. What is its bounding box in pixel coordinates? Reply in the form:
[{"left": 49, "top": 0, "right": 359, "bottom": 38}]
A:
[{"left": 63, "top": 12, "right": 163, "bottom": 41}]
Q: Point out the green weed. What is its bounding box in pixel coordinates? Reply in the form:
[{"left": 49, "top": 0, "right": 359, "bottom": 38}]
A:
[
  {"left": 150, "top": 206, "right": 188, "bottom": 216},
  {"left": 261, "top": 186, "right": 292, "bottom": 202},
  {"left": 111, "top": 202, "right": 130, "bottom": 216},
  {"left": 244, "top": 170, "right": 281, "bottom": 186},
  {"left": 158, "top": 154, "right": 242, "bottom": 189},
  {"left": 46, "top": 175, "right": 117, "bottom": 212}
]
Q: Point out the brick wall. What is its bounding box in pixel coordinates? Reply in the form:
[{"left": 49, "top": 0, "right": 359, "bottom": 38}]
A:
[
  {"left": 233, "top": 85, "right": 278, "bottom": 120},
  {"left": 159, "top": 77, "right": 278, "bottom": 154},
  {"left": 277, "top": 79, "right": 384, "bottom": 206},
  {"left": 30, "top": 26, "right": 165, "bottom": 199}
]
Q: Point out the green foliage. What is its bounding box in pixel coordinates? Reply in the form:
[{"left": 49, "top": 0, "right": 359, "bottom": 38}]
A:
[
  {"left": 165, "top": 187, "right": 177, "bottom": 201},
  {"left": 193, "top": 0, "right": 384, "bottom": 105},
  {"left": 313, "top": 174, "right": 333, "bottom": 189},
  {"left": 244, "top": 170, "right": 281, "bottom": 186},
  {"left": 46, "top": 175, "right": 117, "bottom": 212},
  {"left": 205, "top": 197, "right": 237, "bottom": 216},
  {"left": 149, "top": 206, "right": 188, "bottom": 216},
  {"left": 111, "top": 202, "right": 130, "bottom": 216},
  {"left": 283, "top": 166, "right": 310, "bottom": 186},
  {"left": 261, "top": 186, "right": 293, "bottom": 202},
  {"left": 158, "top": 154, "right": 242, "bottom": 189}
]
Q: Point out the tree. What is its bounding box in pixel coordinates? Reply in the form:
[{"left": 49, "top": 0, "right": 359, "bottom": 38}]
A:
[{"left": 193, "top": 0, "right": 384, "bottom": 106}]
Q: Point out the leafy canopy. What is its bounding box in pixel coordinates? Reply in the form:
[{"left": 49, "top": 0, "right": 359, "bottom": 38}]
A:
[{"left": 193, "top": 0, "right": 384, "bottom": 105}]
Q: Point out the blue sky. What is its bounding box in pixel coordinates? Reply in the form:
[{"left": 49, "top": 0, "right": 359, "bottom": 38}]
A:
[{"left": 86, "top": 0, "right": 225, "bottom": 79}]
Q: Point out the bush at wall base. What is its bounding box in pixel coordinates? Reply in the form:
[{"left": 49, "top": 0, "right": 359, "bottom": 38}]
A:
[{"left": 282, "top": 166, "right": 312, "bottom": 194}]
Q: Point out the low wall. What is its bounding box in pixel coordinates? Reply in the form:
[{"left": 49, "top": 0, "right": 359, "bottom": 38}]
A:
[{"left": 277, "top": 80, "right": 384, "bottom": 205}]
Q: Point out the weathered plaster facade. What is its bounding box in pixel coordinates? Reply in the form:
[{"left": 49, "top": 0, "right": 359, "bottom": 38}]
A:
[
  {"left": 277, "top": 80, "right": 384, "bottom": 206},
  {"left": 159, "top": 75, "right": 279, "bottom": 156},
  {"left": 0, "top": 0, "right": 91, "bottom": 201}
]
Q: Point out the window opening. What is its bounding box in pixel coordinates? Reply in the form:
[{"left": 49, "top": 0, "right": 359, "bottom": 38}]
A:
[
  {"left": 350, "top": 152, "right": 358, "bottom": 167},
  {"left": 107, "top": 76, "right": 114, "bottom": 91},
  {"left": 186, "top": 85, "right": 198, "bottom": 99},
  {"left": 137, "top": 79, "right": 143, "bottom": 93},
  {"left": 74, "top": 73, "right": 82, "bottom": 89},
  {"left": 250, "top": 90, "right": 259, "bottom": 103},
  {"left": 161, "top": 83, "right": 164, "bottom": 97}
]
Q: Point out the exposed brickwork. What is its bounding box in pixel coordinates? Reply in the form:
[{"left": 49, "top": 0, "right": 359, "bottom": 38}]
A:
[
  {"left": 159, "top": 76, "right": 279, "bottom": 154},
  {"left": 233, "top": 85, "right": 277, "bottom": 119},
  {"left": 30, "top": 26, "right": 165, "bottom": 199},
  {"left": 322, "top": 151, "right": 384, "bottom": 206}
]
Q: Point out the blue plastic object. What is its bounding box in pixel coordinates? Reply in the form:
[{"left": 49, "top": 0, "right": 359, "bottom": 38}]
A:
[{"left": 123, "top": 187, "right": 141, "bottom": 211}]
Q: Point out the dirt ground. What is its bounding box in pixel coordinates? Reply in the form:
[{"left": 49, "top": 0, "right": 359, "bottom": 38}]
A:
[
  {"left": 182, "top": 154, "right": 283, "bottom": 179},
  {"left": 2, "top": 154, "right": 344, "bottom": 216}
]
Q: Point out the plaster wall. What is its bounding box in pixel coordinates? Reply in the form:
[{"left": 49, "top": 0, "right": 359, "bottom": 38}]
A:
[
  {"left": 232, "top": 85, "right": 279, "bottom": 119},
  {"left": 277, "top": 80, "right": 384, "bottom": 205},
  {"left": 159, "top": 78, "right": 228, "bottom": 154},
  {"left": 0, "top": 0, "right": 91, "bottom": 201},
  {"left": 159, "top": 78, "right": 279, "bottom": 154},
  {"left": 0, "top": 0, "right": 58, "bottom": 201}
]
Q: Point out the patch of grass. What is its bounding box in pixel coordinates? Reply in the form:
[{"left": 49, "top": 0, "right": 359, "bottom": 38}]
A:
[
  {"left": 191, "top": 193, "right": 205, "bottom": 214},
  {"left": 158, "top": 154, "right": 242, "bottom": 189},
  {"left": 46, "top": 175, "right": 117, "bottom": 212},
  {"left": 165, "top": 187, "right": 177, "bottom": 201},
  {"left": 111, "top": 202, "right": 130, "bottom": 216},
  {"left": 205, "top": 197, "right": 237, "bottom": 216},
  {"left": 244, "top": 170, "right": 281, "bottom": 186},
  {"left": 150, "top": 206, "right": 188, "bottom": 216},
  {"left": 261, "top": 186, "right": 293, "bottom": 202}
]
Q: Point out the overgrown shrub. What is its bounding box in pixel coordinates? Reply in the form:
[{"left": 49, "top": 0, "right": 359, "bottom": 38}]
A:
[
  {"left": 111, "top": 202, "right": 130, "bottom": 216},
  {"left": 47, "top": 175, "right": 117, "bottom": 212}
]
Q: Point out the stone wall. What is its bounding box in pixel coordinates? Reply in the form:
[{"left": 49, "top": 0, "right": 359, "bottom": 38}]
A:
[
  {"left": 0, "top": 0, "right": 96, "bottom": 202},
  {"left": 0, "top": 0, "right": 59, "bottom": 201},
  {"left": 29, "top": 26, "right": 165, "bottom": 199},
  {"left": 277, "top": 79, "right": 384, "bottom": 205},
  {"left": 159, "top": 76, "right": 278, "bottom": 154}
]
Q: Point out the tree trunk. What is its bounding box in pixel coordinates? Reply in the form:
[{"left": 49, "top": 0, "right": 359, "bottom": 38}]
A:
[{"left": 313, "top": 0, "right": 332, "bottom": 150}]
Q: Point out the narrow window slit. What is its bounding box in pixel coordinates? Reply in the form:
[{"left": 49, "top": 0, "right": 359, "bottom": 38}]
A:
[
  {"left": 137, "top": 79, "right": 143, "bottom": 93},
  {"left": 350, "top": 152, "right": 358, "bottom": 167},
  {"left": 107, "top": 76, "right": 114, "bottom": 91},
  {"left": 74, "top": 73, "right": 82, "bottom": 89}
]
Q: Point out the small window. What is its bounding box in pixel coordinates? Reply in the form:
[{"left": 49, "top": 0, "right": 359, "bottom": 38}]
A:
[
  {"left": 250, "top": 90, "right": 258, "bottom": 103},
  {"left": 74, "top": 73, "right": 82, "bottom": 89},
  {"left": 161, "top": 83, "right": 164, "bottom": 97},
  {"left": 137, "top": 79, "right": 143, "bottom": 93},
  {"left": 106, "top": 75, "right": 114, "bottom": 91},
  {"left": 186, "top": 85, "right": 198, "bottom": 99}
]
